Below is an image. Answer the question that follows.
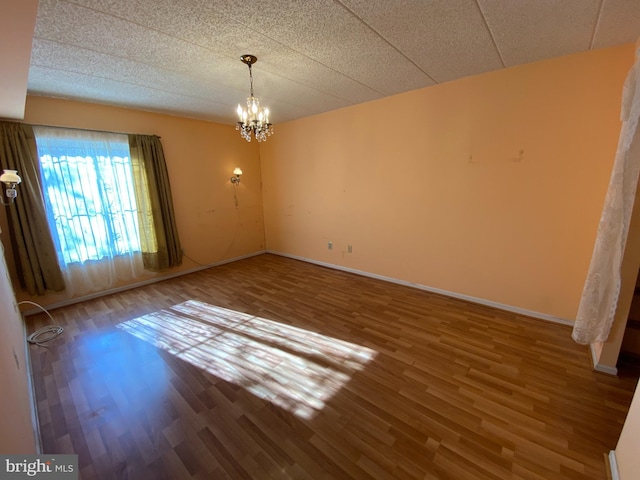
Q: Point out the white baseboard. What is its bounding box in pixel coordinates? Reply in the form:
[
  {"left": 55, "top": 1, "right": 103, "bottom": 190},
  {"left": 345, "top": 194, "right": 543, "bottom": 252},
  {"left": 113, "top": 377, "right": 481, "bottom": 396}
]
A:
[
  {"left": 23, "top": 249, "right": 574, "bottom": 328},
  {"left": 609, "top": 450, "right": 620, "bottom": 480},
  {"left": 22, "top": 320, "right": 42, "bottom": 454},
  {"left": 20, "top": 250, "right": 266, "bottom": 316},
  {"left": 591, "top": 344, "right": 619, "bottom": 376},
  {"left": 266, "top": 250, "right": 574, "bottom": 326}
]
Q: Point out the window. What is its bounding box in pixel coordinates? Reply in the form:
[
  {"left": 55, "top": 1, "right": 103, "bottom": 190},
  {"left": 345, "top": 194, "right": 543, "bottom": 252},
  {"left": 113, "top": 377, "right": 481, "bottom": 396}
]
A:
[{"left": 34, "top": 127, "right": 141, "bottom": 266}]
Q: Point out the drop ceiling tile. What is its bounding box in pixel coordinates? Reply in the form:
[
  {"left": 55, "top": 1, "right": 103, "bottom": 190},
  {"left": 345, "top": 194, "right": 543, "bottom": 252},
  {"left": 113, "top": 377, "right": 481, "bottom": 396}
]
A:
[
  {"left": 592, "top": 0, "right": 640, "bottom": 49},
  {"left": 74, "top": 0, "right": 231, "bottom": 41},
  {"left": 31, "top": 39, "right": 225, "bottom": 96},
  {"left": 27, "top": 65, "right": 232, "bottom": 122},
  {"left": 341, "top": 0, "right": 504, "bottom": 83},
  {"left": 35, "top": 0, "right": 226, "bottom": 73},
  {"left": 69, "top": 0, "right": 384, "bottom": 104},
  {"left": 222, "top": 0, "right": 434, "bottom": 95},
  {"left": 476, "top": 0, "right": 602, "bottom": 66},
  {"left": 232, "top": 49, "right": 384, "bottom": 105}
]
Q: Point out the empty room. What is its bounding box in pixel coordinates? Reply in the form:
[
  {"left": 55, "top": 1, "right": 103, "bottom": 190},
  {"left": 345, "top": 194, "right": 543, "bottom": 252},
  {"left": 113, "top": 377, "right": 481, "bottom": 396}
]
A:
[{"left": 1, "top": 1, "right": 640, "bottom": 479}]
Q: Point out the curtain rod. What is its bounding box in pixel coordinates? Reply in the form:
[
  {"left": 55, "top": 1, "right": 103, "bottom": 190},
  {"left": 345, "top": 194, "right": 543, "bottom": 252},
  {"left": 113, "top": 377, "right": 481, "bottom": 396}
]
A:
[{"left": 28, "top": 123, "right": 160, "bottom": 139}]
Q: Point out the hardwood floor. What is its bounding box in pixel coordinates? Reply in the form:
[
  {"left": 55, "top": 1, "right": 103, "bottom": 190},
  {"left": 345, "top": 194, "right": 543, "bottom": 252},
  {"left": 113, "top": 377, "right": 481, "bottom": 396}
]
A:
[{"left": 26, "top": 254, "right": 638, "bottom": 479}]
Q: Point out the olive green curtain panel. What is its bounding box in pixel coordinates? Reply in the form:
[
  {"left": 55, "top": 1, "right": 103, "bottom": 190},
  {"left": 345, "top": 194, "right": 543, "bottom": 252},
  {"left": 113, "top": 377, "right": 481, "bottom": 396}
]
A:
[
  {"left": 128, "top": 134, "right": 182, "bottom": 270},
  {"left": 0, "top": 122, "right": 65, "bottom": 295}
]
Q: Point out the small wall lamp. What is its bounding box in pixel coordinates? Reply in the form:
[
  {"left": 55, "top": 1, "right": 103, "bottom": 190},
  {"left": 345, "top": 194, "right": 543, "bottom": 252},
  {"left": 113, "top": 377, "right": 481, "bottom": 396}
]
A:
[
  {"left": 0, "top": 169, "right": 21, "bottom": 205},
  {"left": 230, "top": 167, "right": 243, "bottom": 185}
]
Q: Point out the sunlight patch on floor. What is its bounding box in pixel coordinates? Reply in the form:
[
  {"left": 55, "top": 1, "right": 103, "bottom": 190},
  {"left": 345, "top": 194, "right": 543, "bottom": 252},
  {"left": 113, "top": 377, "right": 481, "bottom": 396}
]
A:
[{"left": 116, "top": 300, "right": 376, "bottom": 419}]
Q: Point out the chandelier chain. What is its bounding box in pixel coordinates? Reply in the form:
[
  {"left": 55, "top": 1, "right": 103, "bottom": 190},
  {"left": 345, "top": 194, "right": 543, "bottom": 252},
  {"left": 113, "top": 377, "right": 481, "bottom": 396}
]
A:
[{"left": 248, "top": 64, "right": 254, "bottom": 97}]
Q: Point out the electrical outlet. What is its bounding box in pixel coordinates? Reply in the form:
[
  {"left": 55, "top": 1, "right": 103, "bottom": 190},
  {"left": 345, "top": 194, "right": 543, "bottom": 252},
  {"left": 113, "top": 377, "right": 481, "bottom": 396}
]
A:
[
  {"left": 328, "top": 241, "right": 333, "bottom": 250},
  {"left": 348, "top": 244, "right": 352, "bottom": 253}
]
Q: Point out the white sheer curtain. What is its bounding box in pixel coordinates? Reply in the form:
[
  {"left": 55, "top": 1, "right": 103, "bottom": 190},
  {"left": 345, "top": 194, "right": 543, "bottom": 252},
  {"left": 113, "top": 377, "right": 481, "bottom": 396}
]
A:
[
  {"left": 33, "top": 126, "right": 147, "bottom": 297},
  {"left": 572, "top": 44, "right": 640, "bottom": 344}
]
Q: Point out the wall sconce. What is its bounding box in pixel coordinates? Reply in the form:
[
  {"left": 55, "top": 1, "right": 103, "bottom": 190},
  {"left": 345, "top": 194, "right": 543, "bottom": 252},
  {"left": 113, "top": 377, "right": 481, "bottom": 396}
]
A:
[
  {"left": 230, "top": 167, "right": 243, "bottom": 185},
  {"left": 0, "top": 169, "right": 21, "bottom": 205}
]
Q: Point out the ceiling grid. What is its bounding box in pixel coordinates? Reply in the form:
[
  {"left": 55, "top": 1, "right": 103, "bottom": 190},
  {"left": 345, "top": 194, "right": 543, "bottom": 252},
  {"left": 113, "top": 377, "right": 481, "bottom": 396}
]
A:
[{"left": 27, "top": 0, "right": 640, "bottom": 124}]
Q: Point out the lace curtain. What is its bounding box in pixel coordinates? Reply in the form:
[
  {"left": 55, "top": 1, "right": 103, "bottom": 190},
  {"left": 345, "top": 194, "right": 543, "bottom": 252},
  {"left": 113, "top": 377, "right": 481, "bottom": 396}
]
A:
[
  {"left": 33, "top": 126, "right": 147, "bottom": 297},
  {"left": 572, "top": 45, "right": 640, "bottom": 344}
]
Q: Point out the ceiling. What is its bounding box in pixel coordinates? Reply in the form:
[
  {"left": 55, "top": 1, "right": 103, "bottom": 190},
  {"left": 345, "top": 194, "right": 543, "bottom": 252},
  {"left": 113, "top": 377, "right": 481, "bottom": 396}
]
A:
[{"left": 27, "top": 0, "right": 640, "bottom": 126}]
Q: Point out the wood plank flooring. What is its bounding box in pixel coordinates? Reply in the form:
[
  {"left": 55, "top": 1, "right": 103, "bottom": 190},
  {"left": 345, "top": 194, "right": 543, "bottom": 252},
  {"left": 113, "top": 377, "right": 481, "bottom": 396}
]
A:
[{"left": 26, "top": 254, "right": 639, "bottom": 479}]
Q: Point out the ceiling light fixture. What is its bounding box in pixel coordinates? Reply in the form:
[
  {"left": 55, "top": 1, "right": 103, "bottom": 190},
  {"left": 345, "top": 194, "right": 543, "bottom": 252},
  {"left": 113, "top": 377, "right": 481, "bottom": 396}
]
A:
[{"left": 235, "top": 54, "right": 273, "bottom": 143}]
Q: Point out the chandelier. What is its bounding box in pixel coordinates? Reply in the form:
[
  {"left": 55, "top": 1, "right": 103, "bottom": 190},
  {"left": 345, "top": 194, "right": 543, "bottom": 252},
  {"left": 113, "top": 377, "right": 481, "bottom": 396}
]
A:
[{"left": 235, "top": 54, "right": 273, "bottom": 142}]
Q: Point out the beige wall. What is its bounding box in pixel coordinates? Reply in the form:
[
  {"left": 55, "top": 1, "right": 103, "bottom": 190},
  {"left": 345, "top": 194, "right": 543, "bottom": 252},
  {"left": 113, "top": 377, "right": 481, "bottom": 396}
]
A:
[
  {"left": 616, "top": 381, "right": 640, "bottom": 479},
  {"left": 4, "top": 96, "right": 265, "bottom": 306},
  {"left": 0, "top": 0, "right": 37, "bottom": 119},
  {"left": 0, "top": 236, "right": 36, "bottom": 453},
  {"left": 261, "top": 44, "right": 634, "bottom": 321}
]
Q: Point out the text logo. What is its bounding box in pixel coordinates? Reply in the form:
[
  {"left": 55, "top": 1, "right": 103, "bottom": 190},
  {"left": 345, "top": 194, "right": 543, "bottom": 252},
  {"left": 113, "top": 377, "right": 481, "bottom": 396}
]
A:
[{"left": 0, "top": 455, "right": 78, "bottom": 479}]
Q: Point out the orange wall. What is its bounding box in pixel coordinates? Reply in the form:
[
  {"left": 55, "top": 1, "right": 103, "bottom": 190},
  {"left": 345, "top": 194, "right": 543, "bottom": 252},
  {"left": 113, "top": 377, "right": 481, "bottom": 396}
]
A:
[
  {"left": 7, "top": 96, "right": 265, "bottom": 306},
  {"left": 261, "top": 44, "right": 634, "bottom": 321}
]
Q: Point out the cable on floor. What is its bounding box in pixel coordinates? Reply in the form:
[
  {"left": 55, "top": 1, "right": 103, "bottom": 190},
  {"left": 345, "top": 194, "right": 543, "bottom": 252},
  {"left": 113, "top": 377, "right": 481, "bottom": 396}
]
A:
[{"left": 19, "top": 300, "right": 64, "bottom": 346}]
